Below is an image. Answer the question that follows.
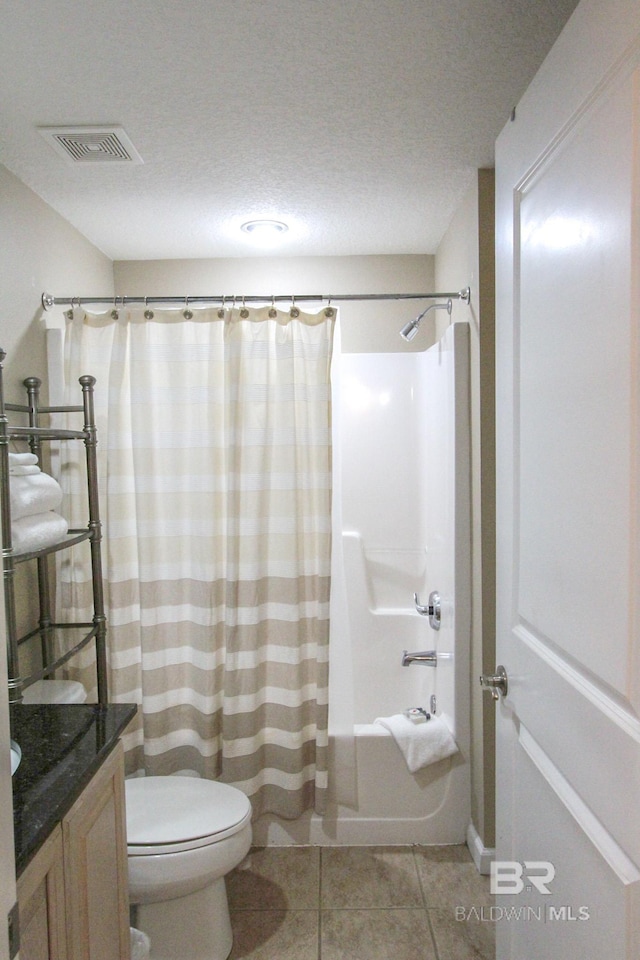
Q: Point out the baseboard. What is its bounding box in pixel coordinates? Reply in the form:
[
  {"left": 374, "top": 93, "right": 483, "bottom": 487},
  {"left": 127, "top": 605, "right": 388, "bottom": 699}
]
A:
[{"left": 466, "top": 821, "right": 495, "bottom": 876}]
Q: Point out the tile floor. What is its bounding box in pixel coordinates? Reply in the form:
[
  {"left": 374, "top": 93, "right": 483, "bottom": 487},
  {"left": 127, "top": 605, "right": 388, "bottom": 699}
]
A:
[{"left": 227, "top": 844, "right": 495, "bottom": 959}]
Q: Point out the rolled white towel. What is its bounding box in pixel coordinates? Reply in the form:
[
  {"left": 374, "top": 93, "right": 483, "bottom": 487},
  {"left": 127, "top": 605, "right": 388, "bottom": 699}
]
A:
[
  {"left": 9, "top": 452, "right": 38, "bottom": 467},
  {"left": 8, "top": 452, "right": 40, "bottom": 475},
  {"left": 9, "top": 464, "right": 40, "bottom": 476},
  {"left": 11, "top": 511, "right": 69, "bottom": 555},
  {"left": 373, "top": 713, "right": 458, "bottom": 772},
  {"left": 10, "top": 472, "right": 63, "bottom": 520}
]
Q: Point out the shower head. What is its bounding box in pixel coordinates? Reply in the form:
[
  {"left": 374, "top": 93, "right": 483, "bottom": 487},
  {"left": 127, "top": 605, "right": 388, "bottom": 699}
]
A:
[
  {"left": 399, "top": 298, "right": 453, "bottom": 342},
  {"left": 399, "top": 317, "right": 421, "bottom": 341}
]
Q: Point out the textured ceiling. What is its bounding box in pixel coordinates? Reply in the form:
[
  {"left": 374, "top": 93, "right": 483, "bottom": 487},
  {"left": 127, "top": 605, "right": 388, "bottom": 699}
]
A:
[{"left": 0, "top": 0, "right": 579, "bottom": 260}]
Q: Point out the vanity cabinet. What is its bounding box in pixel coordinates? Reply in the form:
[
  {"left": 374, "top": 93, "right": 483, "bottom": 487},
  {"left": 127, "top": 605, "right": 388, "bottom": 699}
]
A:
[
  {"left": 17, "top": 826, "right": 67, "bottom": 960},
  {"left": 17, "top": 743, "right": 130, "bottom": 960},
  {"left": 63, "top": 742, "right": 130, "bottom": 960}
]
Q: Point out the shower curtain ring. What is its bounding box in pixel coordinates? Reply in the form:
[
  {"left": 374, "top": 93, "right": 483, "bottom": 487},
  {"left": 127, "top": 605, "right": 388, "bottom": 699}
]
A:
[
  {"left": 217, "top": 296, "right": 226, "bottom": 319},
  {"left": 240, "top": 296, "right": 249, "bottom": 319},
  {"left": 144, "top": 295, "right": 154, "bottom": 320},
  {"left": 269, "top": 296, "right": 277, "bottom": 319},
  {"left": 290, "top": 296, "right": 300, "bottom": 319},
  {"left": 111, "top": 296, "right": 119, "bottom": 320},
  {"left": 184, "top": 297, "right": 193, "bottom": 319},
  {"left": 324, "top": 297, "right": 335, "bottom": 319}
]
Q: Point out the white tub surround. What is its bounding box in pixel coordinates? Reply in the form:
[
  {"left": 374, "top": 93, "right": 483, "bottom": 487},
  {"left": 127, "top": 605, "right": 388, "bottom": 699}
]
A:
[{"left": 254, "top": 323, "right": 472, "bottom": 846}]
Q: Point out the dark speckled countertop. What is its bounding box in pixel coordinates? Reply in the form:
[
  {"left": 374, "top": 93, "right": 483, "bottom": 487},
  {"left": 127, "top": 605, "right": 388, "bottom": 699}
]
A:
[{"left": 11, "top": 702, "right": 137, "bottom": 875}]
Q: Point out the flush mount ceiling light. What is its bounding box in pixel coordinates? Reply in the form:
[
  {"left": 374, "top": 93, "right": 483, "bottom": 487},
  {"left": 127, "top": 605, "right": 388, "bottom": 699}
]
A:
[{"left": 240, "top": 220, "right": 289, "bottom": 244}]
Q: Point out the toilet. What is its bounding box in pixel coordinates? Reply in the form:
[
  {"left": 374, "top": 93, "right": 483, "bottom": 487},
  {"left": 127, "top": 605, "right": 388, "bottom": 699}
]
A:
[
  {"left": 22, "top": 679, "right": 87, "bottom": 703},
  {"left": 125, "top": 776, "right": 252, "bottom": 960}
]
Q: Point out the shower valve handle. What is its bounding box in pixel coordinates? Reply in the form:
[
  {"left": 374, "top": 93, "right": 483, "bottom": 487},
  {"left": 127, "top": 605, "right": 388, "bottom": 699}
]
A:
[{"left": 413, "top": 591, "right": 441, "bottom": 630}]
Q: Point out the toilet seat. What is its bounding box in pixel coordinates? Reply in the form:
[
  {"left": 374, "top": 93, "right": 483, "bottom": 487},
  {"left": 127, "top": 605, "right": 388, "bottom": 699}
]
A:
[{"left": 126, "top": 777, "right": 252, "bottom": 856}]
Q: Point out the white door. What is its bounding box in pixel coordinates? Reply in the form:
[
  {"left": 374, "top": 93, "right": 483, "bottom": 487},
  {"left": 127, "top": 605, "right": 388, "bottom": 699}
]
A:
[{"left": 494, "top": 0, "right": 640, "bottom": 957}]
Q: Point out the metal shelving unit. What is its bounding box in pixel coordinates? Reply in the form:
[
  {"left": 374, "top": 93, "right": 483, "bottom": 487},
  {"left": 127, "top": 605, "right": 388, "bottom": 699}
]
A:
[{"left": 0, "top": 350, "right": 107, "bottom": 705}]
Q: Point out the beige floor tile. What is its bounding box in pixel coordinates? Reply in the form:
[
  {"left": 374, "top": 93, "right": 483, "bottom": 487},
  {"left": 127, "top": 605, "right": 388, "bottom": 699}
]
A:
[
  {"left": 321, "top": 846, "right": 423, "bottom": 909},
  {"left": 228, "top": 909, "right": 319, "bottom": 960},
  {"left": 429, "top": 906, "right": 496, "bottom": 960},
  {"left": 227, "top": 846, "right": 320, "bottom": 910},
  {"left": 321, "top": 909, "right": 436, "bottom": 960},
  {"left": 414, "top": 844, "right": 493, "bottom": 911}
]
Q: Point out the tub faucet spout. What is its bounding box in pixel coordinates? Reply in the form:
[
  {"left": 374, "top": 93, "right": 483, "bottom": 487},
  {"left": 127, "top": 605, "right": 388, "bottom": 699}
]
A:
[{"left": 402, "top": 649, "right": 437, "bottom": 667}]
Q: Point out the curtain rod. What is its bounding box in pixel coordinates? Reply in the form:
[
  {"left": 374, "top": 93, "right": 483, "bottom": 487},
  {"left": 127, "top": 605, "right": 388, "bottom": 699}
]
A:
[{"left": 41, "top": 288, "right": 470, "bottom": 311}]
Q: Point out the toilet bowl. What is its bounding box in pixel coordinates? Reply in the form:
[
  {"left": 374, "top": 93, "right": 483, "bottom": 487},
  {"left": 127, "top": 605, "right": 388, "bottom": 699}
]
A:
[{"left": 125, "top": 776, "right": 252, "bottom": 960}]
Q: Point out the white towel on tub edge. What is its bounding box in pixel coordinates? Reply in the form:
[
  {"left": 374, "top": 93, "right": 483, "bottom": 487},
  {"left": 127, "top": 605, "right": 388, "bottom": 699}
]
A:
[{"left": 373, "top": 714, "right": 458, "bottom": 772}]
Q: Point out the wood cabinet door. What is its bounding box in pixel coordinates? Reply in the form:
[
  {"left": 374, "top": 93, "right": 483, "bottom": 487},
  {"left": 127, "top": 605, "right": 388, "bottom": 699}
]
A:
[
  {"left": 17, "top": 826, "right": 67, "bottom": 960},
  {"left": 62, "top": 744, "right": 131, "bottom": 960}
]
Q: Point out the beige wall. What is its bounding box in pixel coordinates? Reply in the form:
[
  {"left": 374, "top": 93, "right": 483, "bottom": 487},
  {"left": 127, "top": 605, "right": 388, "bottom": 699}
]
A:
[
  {"left": 0, "top": 164, "right": 114, "bottom": 400},
  {"left": 115, "top": 254, "right": 434, "bottom": 354},
  {"left": 0, "top": 164, "right": 115, "bottom": 670},
  {"left": 0, "top": 168, "right": 113, "bottom": 950},
  {"left": 435, "top": 169, "right": 496, "bottom": 851}
]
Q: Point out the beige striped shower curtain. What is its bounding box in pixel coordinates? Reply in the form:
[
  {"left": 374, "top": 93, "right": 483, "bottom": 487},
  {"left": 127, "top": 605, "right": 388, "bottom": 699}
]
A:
[{"left": 58, "top": 304, "right": 335, "bottom": 818}]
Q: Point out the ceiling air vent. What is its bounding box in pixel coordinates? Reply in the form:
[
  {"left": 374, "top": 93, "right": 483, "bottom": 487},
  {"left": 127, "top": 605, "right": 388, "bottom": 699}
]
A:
[{"left": 38, "top": 126, "right": 143, "bottom": 164}]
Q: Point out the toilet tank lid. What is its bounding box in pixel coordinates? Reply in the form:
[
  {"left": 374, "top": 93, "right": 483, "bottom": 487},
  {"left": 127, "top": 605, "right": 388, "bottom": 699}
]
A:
[
  {"left": 125, "top": 776, "right": 252, "bottom": 846},
  {"left": 22, "top": 680, "right": 87, "bottom": 704}
]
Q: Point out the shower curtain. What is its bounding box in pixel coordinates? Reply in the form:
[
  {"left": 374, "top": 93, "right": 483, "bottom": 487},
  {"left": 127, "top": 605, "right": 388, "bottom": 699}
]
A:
[{"left": 57, "top": 303, "right": 335, "bottom": 818}]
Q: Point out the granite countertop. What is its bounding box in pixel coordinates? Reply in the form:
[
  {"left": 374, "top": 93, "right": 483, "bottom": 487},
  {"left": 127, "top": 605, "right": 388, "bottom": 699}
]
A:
[{"left": 11, "top": 702, "right": 137, "bottom": 875}]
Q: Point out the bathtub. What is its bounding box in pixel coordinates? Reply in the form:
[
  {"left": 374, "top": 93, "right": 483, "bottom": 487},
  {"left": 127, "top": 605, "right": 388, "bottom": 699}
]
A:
[
  {"left": 253, "top": 323, "right": 471, "bottom": 847},
  {"left": 252, "top": 721, "right": 469, "bottom": 847}
]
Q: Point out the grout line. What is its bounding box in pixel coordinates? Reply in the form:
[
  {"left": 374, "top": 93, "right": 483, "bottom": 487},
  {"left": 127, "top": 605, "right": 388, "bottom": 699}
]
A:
[
  {"left": 318, "top": 847, "right": 323, "bottom": 960},
  {"left": 412, "top": 845, "right": 429, "bottom": 911},
  {"left": 412, "top": 845, "right": 442, "bottom": 960},
  {"left": 319, "top": 905, "right": 443, "bottom": 911},
  {"left": 425, "top": 910, "right": 442, "bottom": 960},
  {"left": 228, "top": 909, "right": 323, "bottom": 916}
]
